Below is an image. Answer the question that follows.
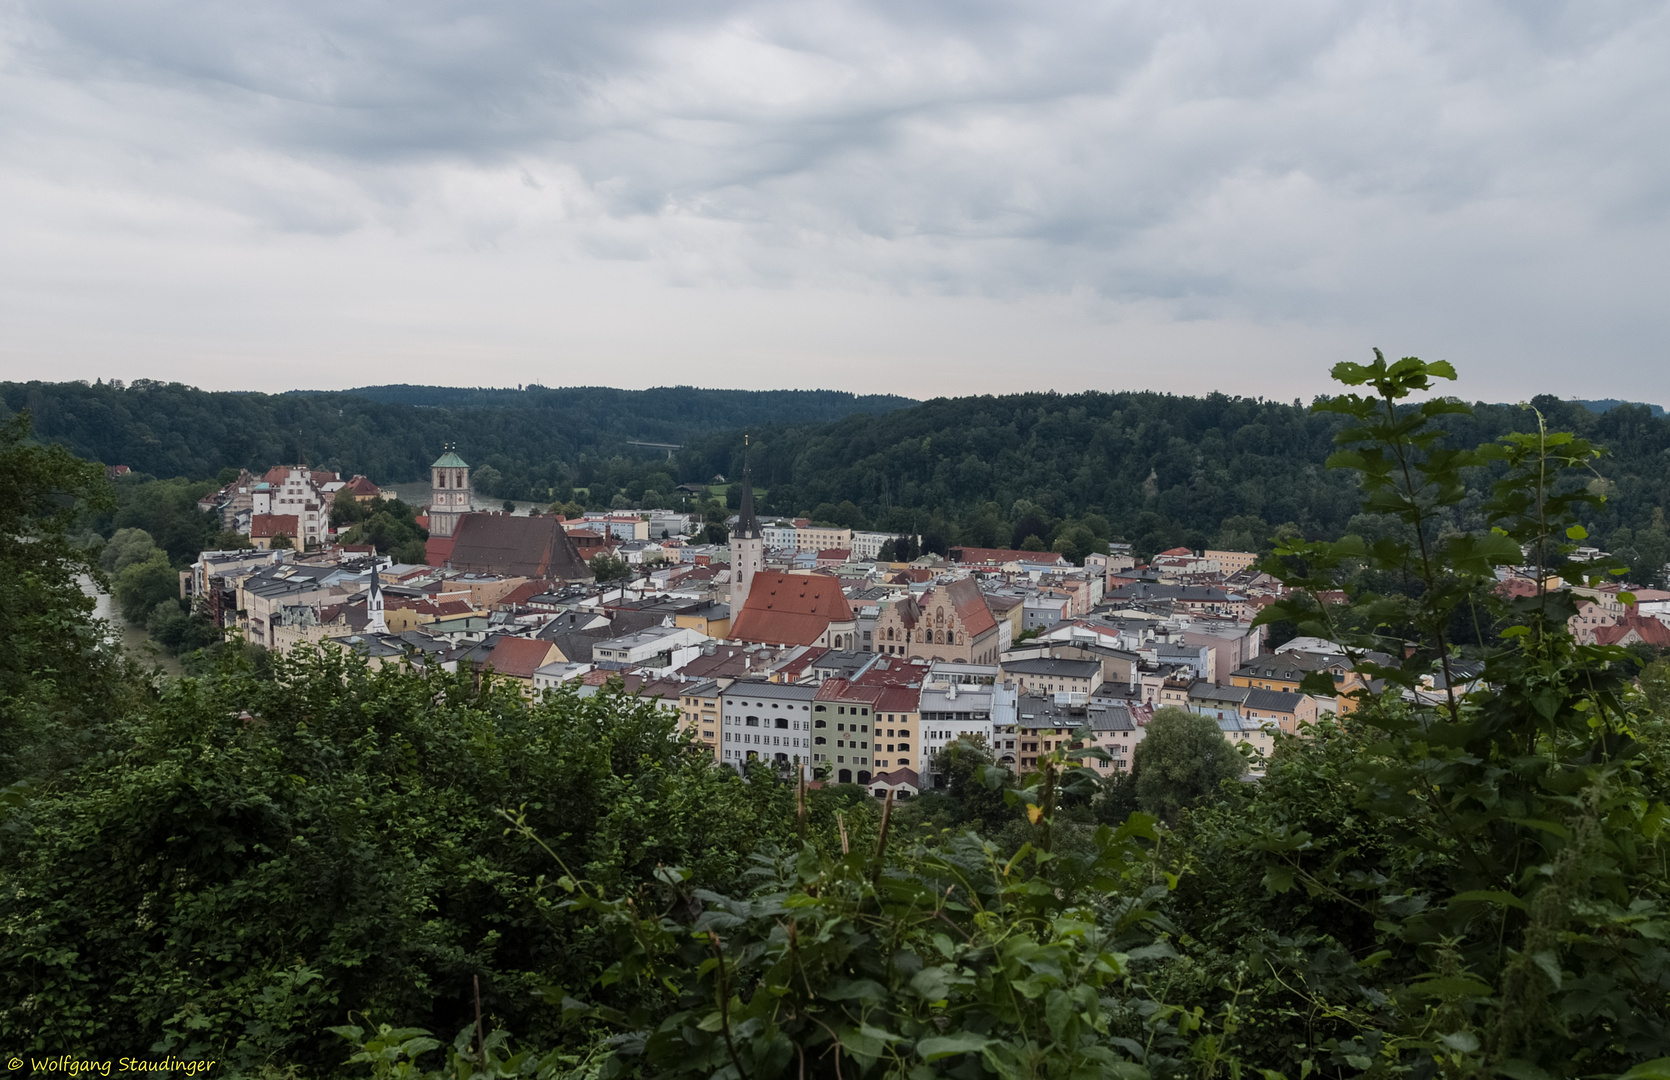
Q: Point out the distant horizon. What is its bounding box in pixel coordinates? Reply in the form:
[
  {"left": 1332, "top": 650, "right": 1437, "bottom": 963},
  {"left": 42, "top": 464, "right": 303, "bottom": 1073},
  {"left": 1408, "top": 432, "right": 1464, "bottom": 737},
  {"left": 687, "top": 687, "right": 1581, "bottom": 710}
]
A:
[{"left": 19, "top": 375, "right": 1667, "bottom": 415}]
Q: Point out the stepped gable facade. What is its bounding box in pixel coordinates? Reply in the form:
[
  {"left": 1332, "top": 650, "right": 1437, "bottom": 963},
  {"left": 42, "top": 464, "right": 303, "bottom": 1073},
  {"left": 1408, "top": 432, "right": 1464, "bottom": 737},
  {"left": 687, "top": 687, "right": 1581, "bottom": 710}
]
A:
[
  {"left": 872, "top": 576, "right": 1000, "bottom": 664},
  {"left": 444, "top": 514, "right": 593, "bottom": 582},
  {"left": 728, "top": 571, "right": 858, "bottom": 649}
]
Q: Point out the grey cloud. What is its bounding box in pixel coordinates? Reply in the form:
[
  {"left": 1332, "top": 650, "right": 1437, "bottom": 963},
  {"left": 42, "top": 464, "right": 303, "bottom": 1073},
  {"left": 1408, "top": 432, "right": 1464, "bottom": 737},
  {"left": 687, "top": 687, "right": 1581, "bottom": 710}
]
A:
[{"left": 0, "top": 0, "right": 1667, "bottom": 396}]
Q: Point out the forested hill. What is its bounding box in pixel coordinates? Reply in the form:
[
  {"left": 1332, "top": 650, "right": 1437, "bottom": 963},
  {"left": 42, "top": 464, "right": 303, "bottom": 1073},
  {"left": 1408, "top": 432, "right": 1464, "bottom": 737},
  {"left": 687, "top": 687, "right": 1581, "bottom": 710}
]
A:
[
  {"left": 302, "top": 383, "right": 915, "bottom": 421},
  {"left": 6, "top": 377, "right": 1668, "bottom": 578},
  {"left": 0, "top": 381, "right": 913, "bottom": 486},
  {"left": 674, "top": 391, "right": 1670, "bottom": 578}
]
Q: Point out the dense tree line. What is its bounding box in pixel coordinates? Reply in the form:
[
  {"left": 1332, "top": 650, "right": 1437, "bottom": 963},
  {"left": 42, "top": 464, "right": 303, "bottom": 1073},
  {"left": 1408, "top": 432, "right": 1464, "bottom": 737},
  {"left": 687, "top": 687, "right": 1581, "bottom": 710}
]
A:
[
  {"left": 0, "top": 381, "right": 911, "bottom": 499},
  {"left": 679, "top": 390, "right": 1670, "bottom": 575},
  {"left": 9, "top": 377, "right": 1669, "bottom": 577}
]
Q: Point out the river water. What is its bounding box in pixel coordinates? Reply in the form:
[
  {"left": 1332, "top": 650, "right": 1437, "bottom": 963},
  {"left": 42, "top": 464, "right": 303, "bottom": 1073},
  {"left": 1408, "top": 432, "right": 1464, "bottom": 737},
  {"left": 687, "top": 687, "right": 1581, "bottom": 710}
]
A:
[{"left": 82, "top": 578, "right": 184, "bottom": 676}]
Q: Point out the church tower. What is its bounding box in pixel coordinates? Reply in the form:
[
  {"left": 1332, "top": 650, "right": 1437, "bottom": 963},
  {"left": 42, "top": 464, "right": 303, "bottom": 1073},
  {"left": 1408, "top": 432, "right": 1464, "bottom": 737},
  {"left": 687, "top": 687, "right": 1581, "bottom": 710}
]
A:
[
  {"left": 428, "top": 446, "right": 470, "bottom": 539},
  {"left": 728, "top": 437, "right": 764, "bottom": 620},
  {"left": 365, "top": 571, "right": 387, "bottom": 635}
]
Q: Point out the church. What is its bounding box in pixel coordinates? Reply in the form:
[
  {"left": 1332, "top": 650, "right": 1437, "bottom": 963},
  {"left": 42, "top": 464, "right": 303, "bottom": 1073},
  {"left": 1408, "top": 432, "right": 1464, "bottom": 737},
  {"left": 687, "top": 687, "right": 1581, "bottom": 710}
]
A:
[
  {"left": 421, "top": 446, "right": 592, "bottom": 582},
  {"left": 725, "top": 447, "right": 858, "bottom": 649}
]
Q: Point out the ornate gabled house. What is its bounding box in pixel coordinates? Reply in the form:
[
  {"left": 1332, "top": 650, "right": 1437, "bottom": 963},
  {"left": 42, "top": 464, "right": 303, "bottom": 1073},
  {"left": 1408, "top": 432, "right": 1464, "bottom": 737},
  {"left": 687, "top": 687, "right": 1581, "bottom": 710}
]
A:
[{"left": 872, "top": 577, "right": 1000, "bottom": 664}]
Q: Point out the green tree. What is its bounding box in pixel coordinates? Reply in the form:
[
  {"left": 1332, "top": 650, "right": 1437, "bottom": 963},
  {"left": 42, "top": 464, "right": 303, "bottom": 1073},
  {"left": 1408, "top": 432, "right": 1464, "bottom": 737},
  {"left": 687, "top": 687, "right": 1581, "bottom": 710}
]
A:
[
  {"left": 0, "top": 411, "right": 117, "bottom": 783},
  {"left": 112, "top": 548, "right": 180, "bottom": 623},
  {"left": 1179, "top": 352, "right": 1670, "bottom": 1073},
  {"left": 930, "top": 736, "right": 1015, "bottom": 832},
  {"left": 99, "top": 526, "right": 159, "bottom": 575},
  {"left": 105, "top": 476, "right": 220, "bottom": 567},
  {"left": 1131, "top": 707, "right": 1244, "bottom": 822},
  {"left": 340, "top": 499, "right": 427, "bottom": 556},
  {"left": 0, "top": 652, "right": 792, "bottom": 1070},
  {"left": 588, "top": 552, "right": 631, "bottom": 583}
]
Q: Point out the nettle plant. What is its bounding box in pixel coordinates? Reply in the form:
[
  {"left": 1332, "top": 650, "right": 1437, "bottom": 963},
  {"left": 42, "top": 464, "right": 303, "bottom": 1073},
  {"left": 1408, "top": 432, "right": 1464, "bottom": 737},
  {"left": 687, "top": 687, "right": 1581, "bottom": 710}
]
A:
[{"left": 1249, "top": 353, "right": 1670, "bottom": 1074}]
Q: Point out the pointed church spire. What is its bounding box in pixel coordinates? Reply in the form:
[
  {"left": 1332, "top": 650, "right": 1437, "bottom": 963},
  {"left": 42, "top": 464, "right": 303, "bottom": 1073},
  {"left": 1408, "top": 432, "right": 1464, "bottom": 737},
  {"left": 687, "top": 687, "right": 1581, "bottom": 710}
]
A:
[
  {"left": 365, "top": 570, "right": 387, "bottom": 635},
  {"left": 736, "top": 434, "right": 761, "bottom": 539}
]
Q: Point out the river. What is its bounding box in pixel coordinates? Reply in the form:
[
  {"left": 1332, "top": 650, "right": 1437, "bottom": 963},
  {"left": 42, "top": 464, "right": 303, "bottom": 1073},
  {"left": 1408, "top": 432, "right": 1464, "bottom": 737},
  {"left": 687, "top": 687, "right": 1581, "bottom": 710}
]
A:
[{"left": 82, "top": 578, "right": 184, "bottom": 676}]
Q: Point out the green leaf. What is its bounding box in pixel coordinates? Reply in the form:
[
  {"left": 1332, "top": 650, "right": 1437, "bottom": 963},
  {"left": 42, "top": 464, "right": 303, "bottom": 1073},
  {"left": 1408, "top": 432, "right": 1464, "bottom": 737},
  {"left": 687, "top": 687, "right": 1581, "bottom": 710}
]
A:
[
  {"left": 1450, "top": 890, "right": 1528, "bottom": 911},
  {"left": 1496, "top": 1059, "right": 1558, "bottom": 1080},
  {"left": 1439, "top": 1031, "right": 1480, "bottom": 1052},
  {"left": 916, "top": 1032, "right": 993, "bottom": 1062},
  {"left": 1617, "top": 1060, "right": 1670, "bottom": 1080},
  {"left": 1530, "top": 950, "right": 1562, "bottom": 989}
]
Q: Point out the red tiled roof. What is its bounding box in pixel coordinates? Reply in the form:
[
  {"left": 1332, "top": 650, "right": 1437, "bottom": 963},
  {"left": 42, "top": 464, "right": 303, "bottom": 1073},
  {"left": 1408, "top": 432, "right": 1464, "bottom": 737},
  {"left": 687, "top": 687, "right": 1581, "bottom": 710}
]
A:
[
  {"left": 483, "top": 637, "right": 559, "bottom": 679},
  {"left": 874, "top": 685, "right": 924, "bottom": 714},
  {"left": 583, "top": 670, "right": 645, "bottom": 693},
  {"left": 818, "top": 549, "right": 851, "bottom": 560},
  {"left": 1595, "top": 615, "right": 1670, "bottom": 647},
  {"left": 730, "top": 572, "right": 856, "bottom": 646},
  {"left": 1495, "top": 578, "right": 1542, "bottom": 599},
  {"left": 1158, "top": 547, "right": 1194, "bottom": 557},
  {"left": 815, "top": 678, "right": 883, "bottom": 705},
  {"left": 869, "top": 767, "right": 920, "bottom": 790},
  {"left": 492, "top": 580, "right": 557, "bottom": 610},
  {"left": 771, "top": 647, "right": 829, "bottom": 681},
  {"left": 345, "top": 475, "right": 380, "bottom": 496},
  {"left": 251, "top": 514, "right": 299, "bottom": 538},
  {"left": 852, "top": 656, "right": 931, "bottom": 688},
  {"left": 448, "top": 515, "right": 592, "bottom": 580},
  {"left": 941, "top": 576, "right": 997, "bottom": 637}
]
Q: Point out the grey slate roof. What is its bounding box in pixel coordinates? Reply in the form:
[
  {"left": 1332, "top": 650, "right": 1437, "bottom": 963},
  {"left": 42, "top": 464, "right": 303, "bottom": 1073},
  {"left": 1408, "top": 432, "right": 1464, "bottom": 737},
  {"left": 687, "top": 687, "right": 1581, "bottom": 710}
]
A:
[{"left": 1001, "top": 658, "right": 1104, "bottom": 680}]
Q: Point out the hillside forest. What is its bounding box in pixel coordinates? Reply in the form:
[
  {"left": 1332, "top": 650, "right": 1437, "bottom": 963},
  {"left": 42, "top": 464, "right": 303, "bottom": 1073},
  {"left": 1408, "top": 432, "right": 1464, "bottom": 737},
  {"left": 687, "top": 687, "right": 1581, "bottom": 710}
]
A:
[
  {"left": 8, "top": 377, "right": 1670, "bottom": 586},
  {"left": 2, "top": 357, "right": 1670, "bottom": 1079}
]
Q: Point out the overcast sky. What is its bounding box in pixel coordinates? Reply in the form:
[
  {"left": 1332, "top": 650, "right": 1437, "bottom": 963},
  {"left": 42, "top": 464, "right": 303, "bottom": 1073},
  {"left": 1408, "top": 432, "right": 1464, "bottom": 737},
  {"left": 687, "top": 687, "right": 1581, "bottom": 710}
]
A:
[{"left": 1, "top": 1, "right": 1666, "bottom": 403}]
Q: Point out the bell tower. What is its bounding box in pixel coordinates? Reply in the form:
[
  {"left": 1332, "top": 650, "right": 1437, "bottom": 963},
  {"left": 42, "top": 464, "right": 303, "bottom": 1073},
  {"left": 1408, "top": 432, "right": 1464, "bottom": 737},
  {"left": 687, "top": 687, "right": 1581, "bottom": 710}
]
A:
[
  {"left": 428, "top": 445, "right": 470, "bottom": 539},
  {"left": 728, "top": 436, "right": 764, "bottom": 619},
  {"left": 365, "top": 571, "right": 387, "bottom": 635}
]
